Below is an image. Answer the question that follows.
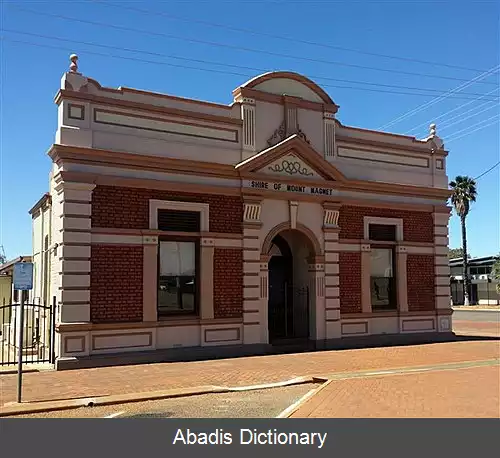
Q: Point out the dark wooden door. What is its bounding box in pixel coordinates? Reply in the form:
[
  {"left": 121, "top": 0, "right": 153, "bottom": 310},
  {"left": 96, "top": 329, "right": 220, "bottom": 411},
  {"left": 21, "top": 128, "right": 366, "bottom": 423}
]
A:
[{"left": 268, "top": 256, "right": 292, "bottom": 342}]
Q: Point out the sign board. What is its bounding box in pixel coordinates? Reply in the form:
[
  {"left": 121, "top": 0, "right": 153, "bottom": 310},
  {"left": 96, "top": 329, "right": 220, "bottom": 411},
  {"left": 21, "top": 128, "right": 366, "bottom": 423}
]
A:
[
  {"left": 13, "top": 262, "right": 34, "bottom": 291},
  {"left": 245, "top": 180, "right": 338, "bottom": 197}
]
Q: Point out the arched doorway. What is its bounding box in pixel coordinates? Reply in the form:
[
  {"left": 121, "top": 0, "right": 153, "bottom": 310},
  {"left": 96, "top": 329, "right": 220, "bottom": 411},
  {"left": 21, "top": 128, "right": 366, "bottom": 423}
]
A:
[{"left": 266, "top": 228, "right": 318, "bottom": 344}]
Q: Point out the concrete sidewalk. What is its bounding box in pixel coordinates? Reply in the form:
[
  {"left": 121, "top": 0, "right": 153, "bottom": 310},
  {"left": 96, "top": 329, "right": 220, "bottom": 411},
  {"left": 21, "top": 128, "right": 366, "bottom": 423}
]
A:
[{"left": 1, "top": 339, "right": 499, "bottom": 410}]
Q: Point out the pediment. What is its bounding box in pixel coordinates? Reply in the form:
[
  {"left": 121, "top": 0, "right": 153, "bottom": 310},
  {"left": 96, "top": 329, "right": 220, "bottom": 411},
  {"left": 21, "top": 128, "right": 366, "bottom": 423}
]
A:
[
  {"left": 235, "top": 134, "right": 346, "bottom": 182},
  {"left": 263, "top": 151, "right": 322, "bottom": 179}
]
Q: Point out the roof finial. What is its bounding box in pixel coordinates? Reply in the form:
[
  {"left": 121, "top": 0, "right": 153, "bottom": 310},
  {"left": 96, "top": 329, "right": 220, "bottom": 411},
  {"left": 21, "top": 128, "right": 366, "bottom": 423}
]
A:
[
  {"left": 429, "top": 123, "right": 437, "bottom": 137},
  {"left": 69, "top": 54, "right": 78, "bottom": 73}
]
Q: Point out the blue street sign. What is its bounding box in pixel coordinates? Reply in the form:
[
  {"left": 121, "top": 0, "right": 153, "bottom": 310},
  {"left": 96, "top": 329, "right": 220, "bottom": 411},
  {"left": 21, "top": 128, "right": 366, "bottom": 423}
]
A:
[{"left": 13, "top": 262, "right": 33, "bottom": 291}]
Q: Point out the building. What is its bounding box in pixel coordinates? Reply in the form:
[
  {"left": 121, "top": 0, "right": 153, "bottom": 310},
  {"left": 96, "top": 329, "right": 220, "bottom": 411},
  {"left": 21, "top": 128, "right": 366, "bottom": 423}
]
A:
[
  {"left": 30, "top": 55, "right": 453, "bottom": 370},
  {"left": 450, "top": 255, "right": 500, "bottom": 305}
]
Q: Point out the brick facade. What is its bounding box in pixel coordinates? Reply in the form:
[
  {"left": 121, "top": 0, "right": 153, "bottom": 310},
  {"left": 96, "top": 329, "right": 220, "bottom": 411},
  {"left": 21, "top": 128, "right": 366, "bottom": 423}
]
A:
[
  {"left": 407, "top": 254, "right": 436, "bottom": 312},
  {"left": 92, "top": 185, "right": 243, "bottom": 234},
  {"left": 213, "top": 248, "right": 243, "bottom": 318},
  {"left": 339, "top": 206, "right": 434, "bottom": 243},
  {"left": 339, "top": 252, "right": 362, "bottom": 313},
  {"left": 90, "top": 245, "right": 144, "bottom": 323}
]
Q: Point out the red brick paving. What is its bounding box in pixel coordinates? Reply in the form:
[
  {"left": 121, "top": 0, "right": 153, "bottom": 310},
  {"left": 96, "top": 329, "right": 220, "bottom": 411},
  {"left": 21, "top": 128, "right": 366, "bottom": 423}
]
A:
[
  {"left": 291, "top": 365, "right": 500, "bottom": 418},
  {"left": 1, "top": 339, "right": 498, "bottom": 408}
]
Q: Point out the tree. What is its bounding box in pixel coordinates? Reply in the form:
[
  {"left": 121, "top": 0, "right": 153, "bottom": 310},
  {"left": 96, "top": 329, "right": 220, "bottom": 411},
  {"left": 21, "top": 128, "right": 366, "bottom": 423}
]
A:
[
  {"left": 449, "top": 176, "right": 477, "bottom": 305},
  {"left": 492, "top": 256, "right": 500, "bottom": 295},
  {"left": 448, "top": 248, "right": 464, "bottom": 259}
]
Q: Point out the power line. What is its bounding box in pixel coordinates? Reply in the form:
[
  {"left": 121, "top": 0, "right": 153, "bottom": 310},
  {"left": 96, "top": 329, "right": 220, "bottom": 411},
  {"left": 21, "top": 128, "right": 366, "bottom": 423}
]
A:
[
  {"left": 8, "top": 5, "right": 499, "bottom": 87},
  {"left": 3, "top": 36, "right": 499, "bottom": 103},
  {"left": 4, "top": 28, "right": 500, "bottom": 101},
  {"left": 89, "top": 0, "right": 489, "bottom": 74},
  {"left": 404, "top": 87, "right": 500, "bottom": 135},
  {"left": 377, "top": 65, "right": 500, "bottom": 130},
  {"left": 439, "top": 104, "right": 498, "bottom": 132},
  {"left": 474, "top": 161, "right": 500, "bottom": 180},
  {"left": 444, "top": 114, "right": 499, "bottom": 141}
]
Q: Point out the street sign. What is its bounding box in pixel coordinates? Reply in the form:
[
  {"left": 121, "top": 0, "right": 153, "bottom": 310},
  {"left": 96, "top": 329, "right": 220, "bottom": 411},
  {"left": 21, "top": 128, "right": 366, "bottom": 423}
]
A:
[{"left": 13, "top": 262, "right": 33, "bottom": 291}]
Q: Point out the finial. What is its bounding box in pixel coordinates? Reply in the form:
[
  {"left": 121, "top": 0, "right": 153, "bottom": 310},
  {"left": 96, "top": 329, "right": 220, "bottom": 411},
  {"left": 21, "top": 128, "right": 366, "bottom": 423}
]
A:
[
  {"left": 69, "top": 54, "right": 78, "bottom": 73},
  {"left": 429, "top": 123, "right": 437, "bottom": 137}
]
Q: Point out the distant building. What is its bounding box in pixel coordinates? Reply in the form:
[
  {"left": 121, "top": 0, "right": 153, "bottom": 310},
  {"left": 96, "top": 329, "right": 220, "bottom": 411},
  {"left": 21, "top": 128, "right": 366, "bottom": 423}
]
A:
[{"left": 450, "top": 255, "right": 500, "bottom": 305}]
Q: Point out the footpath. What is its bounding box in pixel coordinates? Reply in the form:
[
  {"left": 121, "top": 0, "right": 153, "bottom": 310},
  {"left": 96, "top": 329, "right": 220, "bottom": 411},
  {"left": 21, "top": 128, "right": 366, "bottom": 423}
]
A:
[{"left": 1, "top": 337, "right": 499, "bottom": 415}]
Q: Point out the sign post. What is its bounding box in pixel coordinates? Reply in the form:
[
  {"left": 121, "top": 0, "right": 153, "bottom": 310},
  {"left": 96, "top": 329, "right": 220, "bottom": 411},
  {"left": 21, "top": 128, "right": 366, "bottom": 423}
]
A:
[{"left": 13, "top": 261, "right": 33, "bottom": 404}]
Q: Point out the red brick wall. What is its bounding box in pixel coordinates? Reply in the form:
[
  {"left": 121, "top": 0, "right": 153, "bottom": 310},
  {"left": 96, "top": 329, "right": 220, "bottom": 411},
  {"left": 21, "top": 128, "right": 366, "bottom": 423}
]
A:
[
  {"left": 92, "top": 185, "right": 242, "bottom": 233},
  {"left": 339, "top": 206, "right": 434, "bottom": 243},
  {"left": 407, "top": 254, "right": 435, "bottom": 312},
  {"left": 339, "top": 252, "right": 362, "bottom": 313},
  {"left": 213, "top": 248, "right": 243, "bottom": 318},
  {"left": 90, "top": 245, "right": 144, "bottom": 323}
]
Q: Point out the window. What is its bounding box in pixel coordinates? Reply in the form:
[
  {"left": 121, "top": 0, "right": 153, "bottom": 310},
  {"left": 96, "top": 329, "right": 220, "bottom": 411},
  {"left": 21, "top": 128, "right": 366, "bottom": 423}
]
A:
[
  {"left": 157, "top": 209, "right": 201, "bottom": 233},
  {"left": 370, "top": 247, "right": 396, "bottom": 311},
  {"left": 369, "top": 224, "right": 397, "bottom": 242},
  {"left": 157, "top": 239, "right": 198, "bottom": 316}
]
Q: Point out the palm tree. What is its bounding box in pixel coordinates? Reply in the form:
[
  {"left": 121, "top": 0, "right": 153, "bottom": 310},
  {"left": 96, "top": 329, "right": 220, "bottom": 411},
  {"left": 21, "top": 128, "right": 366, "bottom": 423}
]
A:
[{"left": 449, "top": 176, "right": 477, "bottom": 305}]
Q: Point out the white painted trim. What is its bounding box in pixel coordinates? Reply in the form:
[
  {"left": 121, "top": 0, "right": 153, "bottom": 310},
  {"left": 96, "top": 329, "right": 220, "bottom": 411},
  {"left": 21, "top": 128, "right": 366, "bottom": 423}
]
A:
[
  {"left": 149, "top": 199, "right": 209, "bottom": 231},
  {"left": 363, "top": 216, "right": 404, "bottom": 241}
]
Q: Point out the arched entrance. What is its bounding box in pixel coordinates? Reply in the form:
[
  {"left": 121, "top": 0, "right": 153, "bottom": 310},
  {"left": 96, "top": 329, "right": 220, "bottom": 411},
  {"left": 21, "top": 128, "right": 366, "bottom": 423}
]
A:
[{"left": 265, "top": 226, "right": 319, "bottom": 344}]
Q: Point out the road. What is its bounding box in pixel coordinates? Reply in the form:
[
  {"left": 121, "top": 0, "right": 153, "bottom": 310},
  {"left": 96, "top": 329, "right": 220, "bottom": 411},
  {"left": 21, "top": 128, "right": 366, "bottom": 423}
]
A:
[
  {"left": 453, "top": 309, "right": 500, "bottom": 322},
  {"left": 11, "top": 383, "right": 318, "bottom": 419}
]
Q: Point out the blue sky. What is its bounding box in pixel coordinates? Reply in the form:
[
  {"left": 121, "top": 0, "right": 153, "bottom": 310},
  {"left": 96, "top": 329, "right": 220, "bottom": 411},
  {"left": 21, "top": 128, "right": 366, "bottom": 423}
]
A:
[{"left": 0, "top": 0, "right": 499, "bottom": 261}]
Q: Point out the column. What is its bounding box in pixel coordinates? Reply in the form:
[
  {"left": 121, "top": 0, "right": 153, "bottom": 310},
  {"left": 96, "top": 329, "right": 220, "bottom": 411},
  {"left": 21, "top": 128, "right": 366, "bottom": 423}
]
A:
[
  {"left": 323, "top": 111, "right": 336, "bottom": 159},
  {"left": 241, "top": 97, "right": 256, "bottom": 159},
  {"left": 142, "top": 236, "right": 158, "bottom": 322},
  {"left": 242, "top": 200, "right": 264, "bottom": 344},
  {"left": 53, "top": 179, "right": 95, "bottom": 324},
  {"left": 433, "top": 209, "right": 452, "bottom": 332},
  {"left": 323, "top": 205, "right": 341, "bottom": 340},
  {"left": 396, "top": 245, "right": 408, "bottom": 312},
  {"left": 360, "top": 242, "right": 372, "bottom": 313},
  {"left": 308, "top": 258, "right": 325, "bottom": 342},
  {"left": 200, "top": 237, "right": 215, "bottom": 320}
]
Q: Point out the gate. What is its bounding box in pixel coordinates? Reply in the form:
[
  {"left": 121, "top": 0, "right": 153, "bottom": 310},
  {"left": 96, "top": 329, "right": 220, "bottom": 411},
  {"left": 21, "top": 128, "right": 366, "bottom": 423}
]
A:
[
  {"left": 0, "top": 297, "right": 56, "bottom": 366},
  {"left": 268, "top": 284, "right": 310, "bottom": 341}
]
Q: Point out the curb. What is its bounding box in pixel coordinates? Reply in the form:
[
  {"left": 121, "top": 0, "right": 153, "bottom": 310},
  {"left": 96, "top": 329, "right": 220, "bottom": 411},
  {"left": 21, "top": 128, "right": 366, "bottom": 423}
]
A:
[
  {"left": 0, "top": 368, "right": 41, "bottom": 376},
  {"left": 277, "top": 379, "right": 333, "bottom": 418},
  {"left": 452, "top": 308, "right": 500, "bottom": 312},
  {"left": 0, "top": 375, "right": 326, "bottom": 417}
]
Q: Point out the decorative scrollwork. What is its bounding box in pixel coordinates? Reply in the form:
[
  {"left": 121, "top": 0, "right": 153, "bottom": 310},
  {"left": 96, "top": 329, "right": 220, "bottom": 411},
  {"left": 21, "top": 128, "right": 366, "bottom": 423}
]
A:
[{"left": 268, "top": 159, "right": 313, "bottom": 176}]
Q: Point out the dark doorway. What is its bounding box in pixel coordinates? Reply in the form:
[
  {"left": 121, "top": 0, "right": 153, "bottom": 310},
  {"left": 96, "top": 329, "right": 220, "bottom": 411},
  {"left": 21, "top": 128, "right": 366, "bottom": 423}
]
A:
[{"left": 267, "top": 234, "right": 310, "bottom": 343}]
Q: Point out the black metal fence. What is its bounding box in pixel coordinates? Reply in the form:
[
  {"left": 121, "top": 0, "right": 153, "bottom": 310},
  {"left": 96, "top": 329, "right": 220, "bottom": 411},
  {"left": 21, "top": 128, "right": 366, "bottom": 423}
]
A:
[{"left": 0, "top": 296, "right": 56, "bottom": 366}]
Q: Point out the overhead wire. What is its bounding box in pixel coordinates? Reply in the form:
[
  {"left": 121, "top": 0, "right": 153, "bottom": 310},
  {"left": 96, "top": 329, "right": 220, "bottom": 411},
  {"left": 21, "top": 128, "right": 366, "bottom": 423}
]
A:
[
  {"left": 2, "top": 28, "right": 500, "bottom": 101},
  {"left": 2, "top": 36, "right": 499, "bottom": 103},
  {"left": 404, "top": 87, "right": 500, "bottom": 135},
  {"left": 8, "top": 4, "right": 499, "bottom": 87},
  {"left": 89, "top": 0, "right": 489, "bottom": 74},
  {"left": 377, "top": 65, "right": 500, "bottom": 130},
  {"left": 444, "top": 114, "right": 499, "bottom": 142}
]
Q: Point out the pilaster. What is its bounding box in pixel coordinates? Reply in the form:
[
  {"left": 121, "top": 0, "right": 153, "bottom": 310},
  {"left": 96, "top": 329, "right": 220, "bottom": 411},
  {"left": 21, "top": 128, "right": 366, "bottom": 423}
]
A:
[
  {"left": 396, "top": 245, "right": 408, "bottom": 313},
  {"left": 242, "top": 199, "right": 264, "bottom": 344},
  {"left": 323, "top": 203, "right": 340, "bottom": 339},
  {"left": 360, "top": 242, "right": 372, "bottom": 313},
  {"left": 433, "top": 209, "right": 452, "bottom": 332},
  {"left": 53, "top": 179, "right": 95, "bottom": 325},
  {"left": 308, "top": 259, "right": 325, "bottom": 341},
  {"left": 200, "top": 237, "right": 215, "bottom": 320},
  {"left": 142, "top": 236, "right": 159, "bottom": 322}
]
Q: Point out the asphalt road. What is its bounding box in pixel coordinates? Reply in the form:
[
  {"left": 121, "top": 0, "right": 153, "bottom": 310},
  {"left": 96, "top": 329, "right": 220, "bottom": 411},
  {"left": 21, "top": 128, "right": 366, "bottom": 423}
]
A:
[
  {"left": 12, "top": 383, "right": 319, "bottom": 419},
  {"left": 453, "top": 309, "right": 500, "bottom": 322}
]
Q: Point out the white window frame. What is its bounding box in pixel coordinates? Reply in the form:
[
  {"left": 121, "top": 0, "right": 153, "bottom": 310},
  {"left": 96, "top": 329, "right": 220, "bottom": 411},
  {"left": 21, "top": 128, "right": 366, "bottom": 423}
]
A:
[{"left": 363, "top": 216, "right": 404, "bottom": 242}]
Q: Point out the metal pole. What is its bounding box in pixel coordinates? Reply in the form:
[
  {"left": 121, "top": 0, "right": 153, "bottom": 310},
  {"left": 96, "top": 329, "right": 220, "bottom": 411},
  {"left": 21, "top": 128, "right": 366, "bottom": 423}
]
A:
[{"left": 17, "top": 292, "right": 25, "bottom": 403}]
